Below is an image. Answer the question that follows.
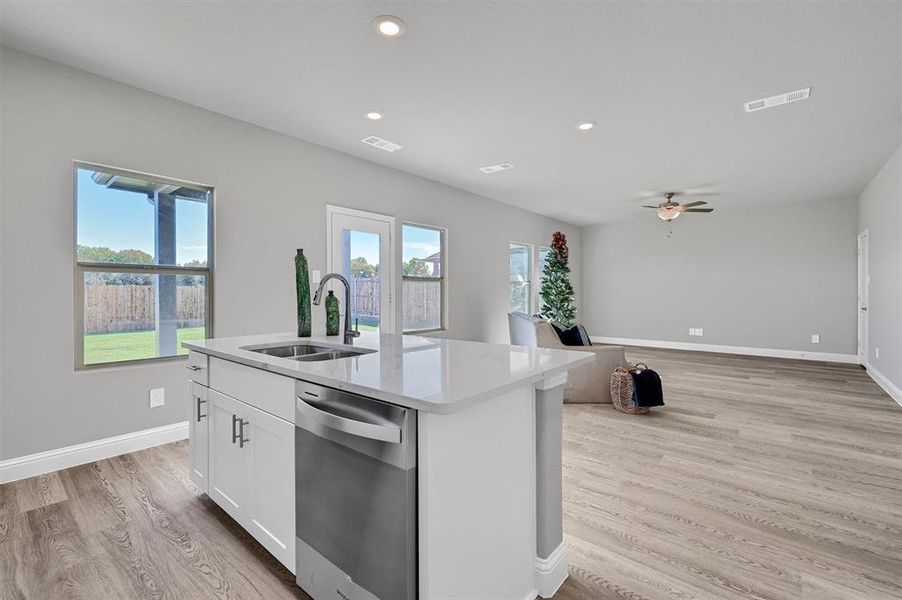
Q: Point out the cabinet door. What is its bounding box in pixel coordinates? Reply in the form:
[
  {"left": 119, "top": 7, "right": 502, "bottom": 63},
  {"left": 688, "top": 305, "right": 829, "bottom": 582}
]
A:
[
  {"left": 208, "top": 389, "right": 251, "bottom": 525},
  {"left": 245, "top": 402, "right": 295, "bottom": 571},
  {"left": 188, "top": 382, "right": 209, "bottom": 493}
]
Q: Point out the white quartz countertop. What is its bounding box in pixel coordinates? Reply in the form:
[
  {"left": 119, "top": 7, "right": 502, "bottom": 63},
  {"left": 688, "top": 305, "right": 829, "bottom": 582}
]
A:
[{"left": 183, "top": 332, "right": 594, "bottom": 414}]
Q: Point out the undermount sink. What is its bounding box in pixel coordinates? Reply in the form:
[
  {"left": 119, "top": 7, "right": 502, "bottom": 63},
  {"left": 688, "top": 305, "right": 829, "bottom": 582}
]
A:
[
  {"left": 241, "top": 343, "right": 375, "bottom": 361},
  {"left": 244, "top": 343, "right": 334, "bottom": 358},
  {"left": 294, "top": 350, "right": 369, "bottom": 362}
]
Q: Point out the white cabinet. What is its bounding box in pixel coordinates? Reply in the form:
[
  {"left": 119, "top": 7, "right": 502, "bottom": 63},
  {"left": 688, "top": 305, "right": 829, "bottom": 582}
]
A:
[
  {"left": 245, "top": 401, "right": 295, "bottom": 568},
  {"left": 188, "top": 382, "right": 209, "bottom": 493},
  {"left": 208, "top": 389, "right": 252, "bottom": 523},
  {"left": 204, "top": 386, "right": 295, "bottom": 572}
]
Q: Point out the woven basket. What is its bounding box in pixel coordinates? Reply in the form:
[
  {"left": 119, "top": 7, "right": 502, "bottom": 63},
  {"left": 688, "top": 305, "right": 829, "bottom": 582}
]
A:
[{"left": 610, "top": 364, "right": 650, "bottom": 414}]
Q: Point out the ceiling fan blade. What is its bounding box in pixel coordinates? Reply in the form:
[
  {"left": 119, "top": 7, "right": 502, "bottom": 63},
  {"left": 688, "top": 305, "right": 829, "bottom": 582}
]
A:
[
  {"left": 683, "top": 208, "right": 714, "bottom": 213},
  {"left": 681, "top": 200, "right": 708, "bottom": 208},
  {"left": 641, "top": 205, "right": 660, "bottom": 209}
]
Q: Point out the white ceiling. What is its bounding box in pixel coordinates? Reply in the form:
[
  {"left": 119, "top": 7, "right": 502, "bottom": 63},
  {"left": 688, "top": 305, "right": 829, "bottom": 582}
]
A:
[{"left": 1, "top": 1, "right": 899, "bottom": 224}]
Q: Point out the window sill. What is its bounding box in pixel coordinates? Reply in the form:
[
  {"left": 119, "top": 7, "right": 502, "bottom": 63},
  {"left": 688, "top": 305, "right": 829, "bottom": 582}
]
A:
[
  {"left": 76, "top": 354, "right": 188, "bottom": 372},
  {"left": 403, "top": 328, "right": 447, "bottom": 336}
]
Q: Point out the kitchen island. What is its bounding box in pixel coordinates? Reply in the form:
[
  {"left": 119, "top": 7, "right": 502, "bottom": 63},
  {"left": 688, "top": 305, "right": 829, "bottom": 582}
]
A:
[{"left": 183, "top": 332, "right": 593, "bottom": 600}]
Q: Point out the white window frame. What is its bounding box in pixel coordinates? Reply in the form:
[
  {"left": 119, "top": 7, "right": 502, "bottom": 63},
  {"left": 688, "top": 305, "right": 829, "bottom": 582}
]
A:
[
  {"left": 73, "top": 161, "right": 215, "bottom": 369},
  {"left": 509, "top": 241, "right": 534, "bottom": 314},
  {"left": 325, "top": 205, "right": 397, "bottom": 333},
  {"left": 401, "top": 221, "right": 448, "bottom": 334}
]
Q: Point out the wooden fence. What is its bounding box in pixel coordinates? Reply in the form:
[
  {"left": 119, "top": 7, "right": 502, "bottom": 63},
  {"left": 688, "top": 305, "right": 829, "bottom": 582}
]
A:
[
  {"left": 84, "top": 284, "right": 205, "bottom": 334},
  {"left": 85, "top": 277, "right": 437, "bottom": 334}
]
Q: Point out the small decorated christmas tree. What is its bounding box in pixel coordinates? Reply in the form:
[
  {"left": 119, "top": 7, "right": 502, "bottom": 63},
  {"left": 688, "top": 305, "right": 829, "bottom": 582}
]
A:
[{"left": 539, "top": 231, "right": 577, "bottom": 326}]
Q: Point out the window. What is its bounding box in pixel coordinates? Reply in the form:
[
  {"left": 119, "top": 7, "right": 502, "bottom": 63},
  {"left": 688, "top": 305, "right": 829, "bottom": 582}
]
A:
[
  {"left": 402, "top": 223, "right": 445, "bottom": 332},
  {"left": 75, "top": 163, "right": 213, "bottom": 367},
  {"left": 509, "top": 242, "right": 532, "bottom": 314}
]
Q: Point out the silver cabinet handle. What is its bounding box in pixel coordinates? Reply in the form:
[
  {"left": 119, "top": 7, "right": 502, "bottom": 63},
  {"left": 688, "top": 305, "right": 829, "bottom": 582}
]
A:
[
  {"left": 196, "top": 396, "right": 207, "bottom": 421},
  {"left": 186, "top": 365, "right": 202, "bottom": 371},
  {"left": 238, "top": 419, "right": 250, "bottom": 448},
  {"left": 297, "top": 396, "right": 401, "bottom": 444},
  {"left": 231, "top": 414, "right": 240, "bottom": 443}
]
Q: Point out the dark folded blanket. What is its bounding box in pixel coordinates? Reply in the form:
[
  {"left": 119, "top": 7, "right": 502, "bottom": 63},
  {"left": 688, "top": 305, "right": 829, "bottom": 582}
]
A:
[{"left": 630, "top": 368, "right": 665, "bottom": 407}]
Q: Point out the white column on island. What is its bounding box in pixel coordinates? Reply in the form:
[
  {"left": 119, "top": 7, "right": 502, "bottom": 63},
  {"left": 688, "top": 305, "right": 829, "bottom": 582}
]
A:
[{"left": 534, "top": 372, "right": 569, "bottom": 598}]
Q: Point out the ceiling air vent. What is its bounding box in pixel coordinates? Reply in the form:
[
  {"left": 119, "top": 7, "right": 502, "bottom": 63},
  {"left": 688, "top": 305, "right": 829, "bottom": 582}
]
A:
[
  {"left": 361, "top": 136, "right": 402, "bottom": 152},
  {"left": 744, "top": 87, "right": 811, "bottom": 113},
  {"left": 479, "top": 163, "right": 514, "bottom": 174}
]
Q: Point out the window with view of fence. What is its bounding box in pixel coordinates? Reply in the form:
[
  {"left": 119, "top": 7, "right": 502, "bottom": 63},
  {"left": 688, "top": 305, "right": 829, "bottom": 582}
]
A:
[{"left": 84, "top": 284, "right": 206, "bottom": 334}]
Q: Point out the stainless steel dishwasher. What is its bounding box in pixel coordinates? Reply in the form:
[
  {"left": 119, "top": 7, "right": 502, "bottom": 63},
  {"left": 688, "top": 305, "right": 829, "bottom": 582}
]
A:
[{"left": 295, "top": 381, "right": 417, "bottom": 600}]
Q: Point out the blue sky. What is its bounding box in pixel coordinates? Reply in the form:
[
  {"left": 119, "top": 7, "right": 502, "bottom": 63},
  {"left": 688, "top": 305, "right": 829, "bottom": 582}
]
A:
[
  {"left": 77, "top": 167, "right": 440, "bottom": 269},
  {"left": 349, "top": 225, "right": 441, "bottom": 267},
  {"left": 76, "top": 168, "right": 208, "bottom": 264}
]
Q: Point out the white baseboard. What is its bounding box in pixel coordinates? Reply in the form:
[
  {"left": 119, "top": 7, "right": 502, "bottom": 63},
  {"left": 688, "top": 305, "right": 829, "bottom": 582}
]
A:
[
  {"left": 535, "top": 541, "right": 569, "bottom": 598},
  {"left": 0, "top": 421, "right": 189, "bottom": 484},
  {"left": 866, "top": 364, "right": 902, "bottom": 408},
  {"left": 591, "top": 336, "right": 859, "bottom": 364}
]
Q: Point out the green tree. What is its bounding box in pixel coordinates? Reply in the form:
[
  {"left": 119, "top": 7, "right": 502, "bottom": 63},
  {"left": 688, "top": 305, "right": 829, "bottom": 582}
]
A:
[
  {"left": 403, "top": 257, "right": 430, "bottom": 276},
  {"left": 350, "top": 256, "right": 376, "bottom": 278},
  {"left": 539, "top": 231, "right": 577, "bottom": 326}
]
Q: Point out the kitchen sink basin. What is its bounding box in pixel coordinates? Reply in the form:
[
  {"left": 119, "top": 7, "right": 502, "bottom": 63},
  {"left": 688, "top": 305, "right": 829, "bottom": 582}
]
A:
[
  {"left": 241, "top": 343, "right": 374, "bottom": 361},
  {"left": 294, "top": 349, "right": 371, "bottom": 362},
  {"left": 242, "top": 343, "right": 335, "bottom": 358}
]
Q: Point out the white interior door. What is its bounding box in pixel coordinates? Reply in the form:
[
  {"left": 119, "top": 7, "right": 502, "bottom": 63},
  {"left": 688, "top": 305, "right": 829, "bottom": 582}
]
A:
[
  {"left": 857, "top": 230, "right": 869, "bottom": 365},
  {"left": 327, "top": 206, "right": 395, "bottom": 333}
]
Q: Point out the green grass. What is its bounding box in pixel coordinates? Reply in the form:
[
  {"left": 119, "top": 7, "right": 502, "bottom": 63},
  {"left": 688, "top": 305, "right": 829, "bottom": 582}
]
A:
[
  {"left": 354, "top": 315, "right": 379, "bottom": 332},
  {"left": 85, "top": 326, "right": 205, "bottom": 365}
]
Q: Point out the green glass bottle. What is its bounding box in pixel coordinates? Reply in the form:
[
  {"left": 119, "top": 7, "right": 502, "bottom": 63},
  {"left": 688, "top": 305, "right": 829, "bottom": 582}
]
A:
[
  {"left": 325, "top": 290, "right": 340, "bottom": 336},
  {"left": 295, "top": 249, "right": 311, "bottom": 337}
]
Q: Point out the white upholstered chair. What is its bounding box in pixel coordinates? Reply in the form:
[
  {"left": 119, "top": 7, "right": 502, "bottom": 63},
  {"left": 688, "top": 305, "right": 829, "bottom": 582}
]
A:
[{"left": 508, "top": 312, "right": 627, "bottom": 404}]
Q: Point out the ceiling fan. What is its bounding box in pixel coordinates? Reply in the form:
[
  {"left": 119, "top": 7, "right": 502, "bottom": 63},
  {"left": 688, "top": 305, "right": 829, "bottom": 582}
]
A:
[{"left": 642, "top": 192, "right": 714, "bottom": 222}]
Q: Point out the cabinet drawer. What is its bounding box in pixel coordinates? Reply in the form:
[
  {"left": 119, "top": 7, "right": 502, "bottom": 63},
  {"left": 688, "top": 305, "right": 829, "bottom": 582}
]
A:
[
  {"left": 186, "top": 351, "right": 209, "bottom": 386},
  {"left": 208, "top": 357, "right": 295, "bottom": 422}
]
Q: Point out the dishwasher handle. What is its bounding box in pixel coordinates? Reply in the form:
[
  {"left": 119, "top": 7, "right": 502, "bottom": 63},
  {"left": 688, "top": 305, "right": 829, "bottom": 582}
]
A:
[{"left": 296, "top": 396, "right": 402, "bottom": 444}]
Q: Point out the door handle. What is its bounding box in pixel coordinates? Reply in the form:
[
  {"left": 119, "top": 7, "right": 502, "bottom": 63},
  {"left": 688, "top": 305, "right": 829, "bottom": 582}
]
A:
[
  {"left": 186, "top": 365, "right": 202, "bottom": 371},
  {"left": 196, "top": 396, "right": 207, "bottom": 421},
  {"left": 231, "top": 414, "right": 240, "bottom": 443},
  {"left": 297, "top": 396, "right": 401, "bottom": 444},
  {"left": 238, "top": 419, "right": 250, "bottom": 448}
]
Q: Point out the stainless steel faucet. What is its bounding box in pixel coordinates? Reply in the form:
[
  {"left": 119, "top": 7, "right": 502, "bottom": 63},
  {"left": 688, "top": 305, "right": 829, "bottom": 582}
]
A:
[{"left": 313, "top": 273, "right": 361, "bottom": 345}]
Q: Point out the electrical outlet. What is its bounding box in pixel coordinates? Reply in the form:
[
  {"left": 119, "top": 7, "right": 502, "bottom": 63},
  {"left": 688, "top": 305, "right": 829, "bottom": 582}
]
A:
[
  {"left": 697, "top": 328, "right": 703, "bottom": 337},
  {"left": 149, "top": 387, "right": 165, "bottom": 408},
  {"left": 811, "top": 334, "right": 820, "bottom": 344},
  {"left": 876, "top": 347, "right": 880, "bottom": 359},
  {"left": 688, "top": 328, "right": 695, "bottom": 336}
]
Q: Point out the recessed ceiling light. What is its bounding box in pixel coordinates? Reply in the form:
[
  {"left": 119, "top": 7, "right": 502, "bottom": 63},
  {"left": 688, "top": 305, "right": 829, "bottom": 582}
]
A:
[
  {"left": 366, "top": 112, "right": 383, "bottom": 120},
  {"left": 374, "top": 15, "right": 405, "bottom": 38},
  {"left": 576, "top": 121, "right": 596, "bottom": 131}
]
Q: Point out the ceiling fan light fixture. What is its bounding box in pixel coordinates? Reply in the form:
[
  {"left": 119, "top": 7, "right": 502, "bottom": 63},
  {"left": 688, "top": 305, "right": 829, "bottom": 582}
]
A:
[{"left": 658, "top": 207, "right": 681, "bottom": 221}]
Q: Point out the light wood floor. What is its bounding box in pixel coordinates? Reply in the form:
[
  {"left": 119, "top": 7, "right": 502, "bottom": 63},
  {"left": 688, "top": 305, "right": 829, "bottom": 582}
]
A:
[{"left": 1, "top": 348, "right": 900, "bottom": 600}]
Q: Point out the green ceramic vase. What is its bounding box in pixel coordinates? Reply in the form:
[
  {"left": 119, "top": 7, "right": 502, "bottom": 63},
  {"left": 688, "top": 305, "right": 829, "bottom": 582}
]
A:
[
  {"left": 295, "top": 249, "right": 311, "bottom": 337},
  {"left": 325, "top": 290, "right": 340, "bottom": 336}
]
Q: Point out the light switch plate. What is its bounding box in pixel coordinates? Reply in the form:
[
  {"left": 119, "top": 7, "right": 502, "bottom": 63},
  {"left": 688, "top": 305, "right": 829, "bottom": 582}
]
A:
[
  {"left": 876, "top": 347, "right": 880, "bottom": 359},
  {"left": 312, "top": 269, "right": 322, "bottom": 285},
  {"left": 697, "top": 328, "right": 703, "bottom": 337},
  {"left": 149, "top": 387, "right": 165, "bottom": 408},
  {"left": 811, "top": 334, "right": 820, "bottom": 344}
]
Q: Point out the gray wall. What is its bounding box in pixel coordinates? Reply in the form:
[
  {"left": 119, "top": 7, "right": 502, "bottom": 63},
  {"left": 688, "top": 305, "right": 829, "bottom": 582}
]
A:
[
  {"left": 858, "top": 143, "right": 902, "bottom": 390},
  {"left": 0, "top": 48, "right": 581, "bottom": 460},
  {"left": 581, "top": 197, "right": 858, "bottom": 355}
]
